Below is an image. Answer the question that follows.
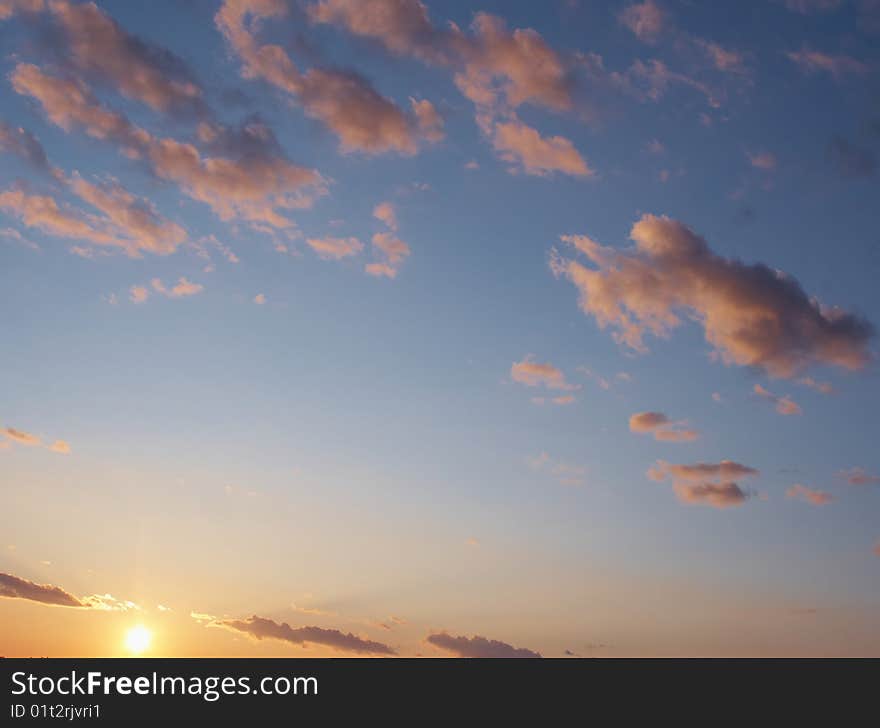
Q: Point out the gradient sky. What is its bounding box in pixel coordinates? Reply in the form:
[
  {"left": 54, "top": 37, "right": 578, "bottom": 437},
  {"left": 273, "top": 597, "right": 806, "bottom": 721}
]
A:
[{"left": 1, "top": 0, "right": 879, "bottom": 658}]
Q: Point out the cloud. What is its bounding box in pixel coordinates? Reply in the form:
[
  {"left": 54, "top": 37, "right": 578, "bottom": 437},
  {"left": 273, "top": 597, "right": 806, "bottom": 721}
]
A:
[
  {"left": 491, "top": 118, "right": 591, "bottom": 177},
  {"left": 11, "top": 64, "right": 324, "bottom": 228},
  {"left": 786, "top": 49, "right": 869, "bottom": 79},
  {"left": 838, "top": 467, "right": 880, "bottom": 485},
  {"left": 798, "top": 377, "right": 833, "bottom": 394},
  {"left": 10, "top": 63, "right": 150, "bottom": 151},
  {"left": 629, "top": 411, "right": 698, "bottom": 442},
  {"left": 527, "top": 451, "right": 586, "bottom": 486},
  {"left": 648, "top": 459, "right": 759, "bottom": 508},
  {"left": 747, "top": 151, "right": 777, "bottom": 170},
  {"left": 373, "top": 201, "right": 398, "bottom": 231},
  {"left": 0, "top": 0, "right": 43, "bottom": 22},
  {"left": 550, "top": 215, "right": 874, "bottom": 379},
  {"left": 308, "top": 2, "right": 589, "bottom": 176},
  {"left": 48, "top": 440, "right": 70, "bottom": 454},
  {"left": 0, "top": 121, "right": 57, "bottom": 176},
  {"left": 306, "top": 236, "right": 363, "bottom": 260},
  {"left": 129, "top": 285, "right": 149, "bottom": 304},
  {"left": 211, "top": 614, "right": 396, "bottom": 655},
  {"left": 611, "top": 58, "right": 720, "bottom": 107},
  {"left": 215, "top": 0, "right": 441, "bottom": 156},
  {"left": 696, "top": 40, "right": 748, "bottom": 75},
  {"left": 151, "top": 277, "right": 204, "bottom": 298},
  {"left": 753, "top": 384, "right": 802, "bottom": 415},
  {"left": 3, "top": 427, "right": 41, "bottom": 446},
  {"left": 780, "top": 0, "right": 844, "bottom": 14},
  {"left": 618, "top": 1, "right": 666, "bottom": 43},
  {"left": 786, "top": 484, "right": 832, "bottom": 505},
  {"left": 0, "top": 571, "right": 135, "bottom": 610},
  {"left": 366, "top": 201, "right": 410, "bottom": 277},
  {"left": 67, "top": 174, "right": 187, "bottom": 255},
  {"left": 0, "top": 571, "right": 83, "bottom": 607},
  {"left": 48, "top": 0, "right": 205, "bottom": 116},
  {"left": 511, "top": 356, "right": 577, "bottom": 390},
  {"left": 426, "top": 632, "right": 541, "bottom": 658}
]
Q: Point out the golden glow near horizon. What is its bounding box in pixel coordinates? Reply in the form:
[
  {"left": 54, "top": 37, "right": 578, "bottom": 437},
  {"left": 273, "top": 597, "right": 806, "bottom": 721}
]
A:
[{"left": 124, "top": 625, "right": 152, "bottom": 656}]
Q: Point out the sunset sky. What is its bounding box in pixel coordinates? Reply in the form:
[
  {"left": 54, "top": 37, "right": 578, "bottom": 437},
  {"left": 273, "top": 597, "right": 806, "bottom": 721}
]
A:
[{"left": 1, "top": 0, "right": 879, "bottom": 658}]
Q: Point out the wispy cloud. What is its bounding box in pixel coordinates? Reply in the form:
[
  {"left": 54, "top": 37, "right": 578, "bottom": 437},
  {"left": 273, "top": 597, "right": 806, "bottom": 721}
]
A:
[
  {"left": 426, "top": 632, "right": 540, "bottom": 658},
  {"left": 753, "top": 384, "right": 802, "bottom": 415},
  {"left": 208, "top": 614, "right": 396, "bottom": 655}
]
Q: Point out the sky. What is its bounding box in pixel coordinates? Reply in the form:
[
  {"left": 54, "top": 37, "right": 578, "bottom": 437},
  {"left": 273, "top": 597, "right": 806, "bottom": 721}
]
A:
[{"left": 1, "top": 0, "right": 879, "bottom": 658}]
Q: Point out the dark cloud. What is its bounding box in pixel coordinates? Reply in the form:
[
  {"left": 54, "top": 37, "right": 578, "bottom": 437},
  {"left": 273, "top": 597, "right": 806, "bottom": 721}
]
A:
[
  {"left": 0, "top": 571, "right": 84, "bottom": 607},
  {"left": 48, "top": 0, "right": 206, "bottom": 116},
  {"left": 0, "top": 121, "right": 55, "bottom": 175},
  {"left": 214, "top": 615, "right": 396, "bottom": 655},
  {"left": 426, "top": 632, "right": 541, "bottom": 658}
]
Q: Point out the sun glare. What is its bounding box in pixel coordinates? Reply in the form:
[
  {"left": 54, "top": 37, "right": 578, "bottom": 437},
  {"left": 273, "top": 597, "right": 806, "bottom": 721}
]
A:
[{"left": 124, "top": 625, "right": 152, "bottom": 655}]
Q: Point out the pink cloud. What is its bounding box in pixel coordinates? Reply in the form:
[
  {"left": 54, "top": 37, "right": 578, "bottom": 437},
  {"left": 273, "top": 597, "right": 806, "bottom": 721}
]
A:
[
  {"left": 511, "top": 356, "right": 577, "bottom": 391},
  {"left": 629, "top": 411, "right": 699, "bottom": 442},
  {"left": 754, "top": 384, "right": 802, "bottom": 415},
  {"left": 551, "top": 215, "right": 874, "bottom": 379},
  {"left": 648, "top": 459, "right": 759, "bottom": 508},
  {"left": 618, "top": 1, "right": 666, "bottom": 43},
  {"left": 786, "top": 484, "right": 832, "bottom": 505},
  {"left": 215, "top": 0, "right": 442, "bottom": 155},
  {"left": 786, "top": 48, "right": 869, "bottom": 79},
  {"left": 306, "top": 236, "right": 364, "bottom": 260}
]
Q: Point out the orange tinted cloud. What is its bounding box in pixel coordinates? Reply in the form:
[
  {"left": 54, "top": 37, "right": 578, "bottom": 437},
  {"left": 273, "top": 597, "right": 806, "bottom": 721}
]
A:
[
  {"left": 648, "top": 459, "right": 759, "bottom": 508},
  {"left": 511, "top": 356, "right": 577, "bottom": 390},
  {"left": 551, "top": 215, "right": 874, "bottom": 379},
  {"left": 786, "top": 484, "right": 832, "bottom": 505},
  {"left": 48, "top": 440, "right": 70, "bottom": 454},
  {"left": 215, "top": 0, "right": 441, "bottom": 155},
  {"left": 786, "top": 48, "right": 869, "bottom": 78},
  {"left": 211, "top": 614, "right": 395, "bottom": 655},
  {"left": 838, "top": 467, "right": 880, "bottom": 486},
  {"left": 0, "top": 0, "right": 43, "bottom": 22},
  {"left": 618, "top": 1, "right": 665, "bottom": 43},
  {"left": 10, "top": 63, "right": 149, "bottom": 151},
  {"left": 0, "top": 121, "right": 56, "bottom": 175},
  {"left": 491, "top": 119, "right": 590, "bottom": 177},
  {"left": 629, "top": 411, "right": 699, "bottom": 442},
  {"left": 747, "top": 151, "right": 777, "bottom": 170},
  {"left": 49, "top": 0, "right": 204, "bottom": 115},
  {"left": 3, "top": 427, "right": 41, "bottom": 446},
  {"left": 68, "top": 175, "right": 186, "bottom": 255},
  {"left": 426, "top": 632, "right": 541, "bottom": 658},
  {"left": 308, "top": 1, "right": 588, "bottom": 176},
  {"left": 306, "top": 236, "right": 364, "bottom": 260},
  {"left": 151, "top": 277, "right": 204, "bottom": 298},
  {"left": 754, "top": 384, "right": 802, "bottom": 415},
  {"left": 365, "top": 201, "right": 410, "bottom": 277},
  {"left": 12, "top": 64, "right": 324, "bottom": 229}
]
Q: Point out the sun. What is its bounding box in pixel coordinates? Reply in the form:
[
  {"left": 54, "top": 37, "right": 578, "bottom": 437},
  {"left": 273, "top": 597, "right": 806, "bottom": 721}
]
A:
[{"left": 124, "top": 625, "right": 152, "bottom": 655}]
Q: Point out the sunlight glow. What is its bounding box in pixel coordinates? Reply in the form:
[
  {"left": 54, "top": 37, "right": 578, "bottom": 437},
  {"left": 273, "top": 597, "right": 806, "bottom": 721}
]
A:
[{"left": 124, "top": 625, "right": 152, "bottom": 655}]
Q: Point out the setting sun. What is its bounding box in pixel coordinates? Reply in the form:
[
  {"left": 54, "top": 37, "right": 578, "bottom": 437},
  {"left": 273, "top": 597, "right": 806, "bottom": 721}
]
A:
[{"left": 124, "top": 625, "right": 152, "bottom": 655}]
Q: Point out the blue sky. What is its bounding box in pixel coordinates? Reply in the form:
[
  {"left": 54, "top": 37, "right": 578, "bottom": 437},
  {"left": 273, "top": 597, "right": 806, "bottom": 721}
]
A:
[{"left": 1, "top": 0, "right": 879, "bottom": 657}]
